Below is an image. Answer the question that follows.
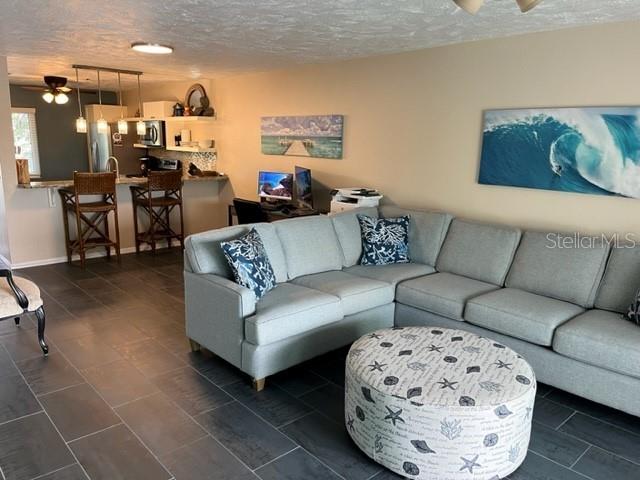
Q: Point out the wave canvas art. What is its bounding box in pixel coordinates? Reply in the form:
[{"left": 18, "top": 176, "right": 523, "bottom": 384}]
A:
[
  {"left": 478, "top": 107, "right": 640, "bottom": 198},
  {"left": 261, "top": 115, "right": 343, "bottom": 159}
]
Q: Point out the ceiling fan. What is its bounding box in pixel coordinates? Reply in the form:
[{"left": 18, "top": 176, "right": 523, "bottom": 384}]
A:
[
  {"left": 453, "top": 0, "right": 542, "bottom": 14},
  {"left": 21, "top": 76, "right": 72, "bottom": 104}
]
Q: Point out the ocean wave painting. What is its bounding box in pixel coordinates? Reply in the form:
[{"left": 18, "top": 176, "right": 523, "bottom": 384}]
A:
[
  {"left": 261, "top": 115, "right": 343, "bottom": 159},
  {"left": 478, "top": 107, "right": 640, "bottom": 198}
]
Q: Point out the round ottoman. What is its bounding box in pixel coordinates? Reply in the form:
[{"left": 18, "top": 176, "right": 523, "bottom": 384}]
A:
[{"left": 345, "top": 327, "right": 535, "bottom": 480}]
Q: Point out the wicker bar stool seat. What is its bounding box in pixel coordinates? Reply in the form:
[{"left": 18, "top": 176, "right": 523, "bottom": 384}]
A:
[
  {"left": 130, "top": 170, "right": 184, "bottom": 254},
  {"left": 59, "top": 172, "right": 121, "bottom": 268}
]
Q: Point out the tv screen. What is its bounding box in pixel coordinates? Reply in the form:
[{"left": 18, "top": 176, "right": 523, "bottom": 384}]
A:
[
  {"left": 258, "top": 171, "right": 293, "bottom": 200},
  {"left": 295, "top": 166, "right": 313, "bottom": 209}
]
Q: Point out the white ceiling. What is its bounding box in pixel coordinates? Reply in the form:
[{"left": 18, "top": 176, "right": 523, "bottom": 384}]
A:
[{"left": 2, "top": 0, "right": 639, "bottom": 88}]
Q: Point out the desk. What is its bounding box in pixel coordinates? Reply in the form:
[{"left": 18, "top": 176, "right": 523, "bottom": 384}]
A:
[{"left": 227, "top": 204, "right": 320, "bottom": 226}]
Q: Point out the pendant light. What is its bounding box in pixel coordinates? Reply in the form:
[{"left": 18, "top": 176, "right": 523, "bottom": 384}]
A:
[
  {"left": 116, "top": 72, "right": 128, "bottom": 134},
  {"left": 74, "top": 68, "right": 87, "bottom": 133},
  {"left": 136, "top": 74, "right": 145, "bottom": 135},
  {"left": 96, "top": 69, "right": 108, "bottom": 134}
]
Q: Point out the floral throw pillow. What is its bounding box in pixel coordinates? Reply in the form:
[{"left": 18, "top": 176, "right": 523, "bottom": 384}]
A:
[
  {"left": 358, "top": 214, "right": 411, "bottom": 266},
  {"left": 221, "top": 228, "right": 276, "bottom": 299},
  {"left": 625, "top": 288, "right": 640, "bottom": 326}
]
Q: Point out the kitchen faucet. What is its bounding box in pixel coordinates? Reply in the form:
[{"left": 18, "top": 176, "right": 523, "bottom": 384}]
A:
[{"left": 106, "top": 156, "right": 119, "bottom": 178}]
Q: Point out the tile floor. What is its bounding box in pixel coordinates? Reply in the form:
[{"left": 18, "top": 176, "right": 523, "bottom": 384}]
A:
[{"left": 0, "top": 249, "right": 637, "bottom": 479}]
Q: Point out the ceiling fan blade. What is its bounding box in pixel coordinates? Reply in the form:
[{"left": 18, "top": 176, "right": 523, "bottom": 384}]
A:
[{"left": 59, "top": 87, "right": 72, "bottom": 92}]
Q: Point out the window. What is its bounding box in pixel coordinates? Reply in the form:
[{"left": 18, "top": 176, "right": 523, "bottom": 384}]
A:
[{"left": 11, "top": 107, "right": 41, "bottom": 177}]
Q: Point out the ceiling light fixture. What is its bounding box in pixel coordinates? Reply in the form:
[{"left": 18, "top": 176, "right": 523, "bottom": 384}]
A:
[
  {"left": 42, "top": 91, "right": 55, "bottom": 103},
  {"left": 54, "top": 93, "right": 69, "bottom": 104},
  {"left": 131, "top": 42, "right": 173, "bottom": 55},
  {"left": 453, "top": 0, "right": 541, "bottom": 14},
  {"left": 515, "top": 0, "right": 542, "bottom": 12},
  {"left": 75, "top": 68, "right": 87, "bottom": 133},
  {"left": 453, "top": 0, "right": 484, "bottom": 14}
]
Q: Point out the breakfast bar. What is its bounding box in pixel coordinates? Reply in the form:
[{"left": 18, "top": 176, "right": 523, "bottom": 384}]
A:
[{"left": 10, "top": 174, "right": 229, "bottom": 267}]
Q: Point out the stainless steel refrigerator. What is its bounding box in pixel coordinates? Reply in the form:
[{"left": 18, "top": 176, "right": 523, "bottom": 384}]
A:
[{"left": 88, "top": 121, "right": 142, "bottom": 175}]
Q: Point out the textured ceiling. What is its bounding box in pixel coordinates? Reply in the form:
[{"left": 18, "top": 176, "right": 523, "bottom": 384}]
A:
[{"left": 2, "top": 0, "right": 640, "bottom": 88}]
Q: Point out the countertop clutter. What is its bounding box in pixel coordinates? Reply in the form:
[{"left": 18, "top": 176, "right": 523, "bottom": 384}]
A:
[{"left": 17, "top": 174, "right": 228, "bottom": 189}]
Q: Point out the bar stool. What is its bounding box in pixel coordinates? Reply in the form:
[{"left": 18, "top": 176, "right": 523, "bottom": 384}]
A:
[
  {"left": 59, "top": 172, "right": 121, "bottom": 268},
  {"left": 130, "top": 170, "right": 184, "bottom": 253}
]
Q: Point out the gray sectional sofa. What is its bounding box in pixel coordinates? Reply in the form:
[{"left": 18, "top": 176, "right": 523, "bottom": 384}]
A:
[{"left": 184, "top": 206, "right": 640, "bottom": 417}]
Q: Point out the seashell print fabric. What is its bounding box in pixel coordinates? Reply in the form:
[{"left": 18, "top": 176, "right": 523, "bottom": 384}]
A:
[{"left": 345, "top": 327, "right": 536, "bottom": 479}]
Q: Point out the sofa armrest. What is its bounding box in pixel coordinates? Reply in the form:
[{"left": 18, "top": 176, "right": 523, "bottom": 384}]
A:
[{"left": 184, "top": 271, "right": 256, "bottom": 370}]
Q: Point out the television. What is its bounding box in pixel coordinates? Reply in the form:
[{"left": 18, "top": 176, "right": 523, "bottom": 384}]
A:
[
  {"left": 258, "top": 171, "right": 293, "bottom": 200},
  {"left": 295, "top": 166, "right": 313, "bottom": 209}
]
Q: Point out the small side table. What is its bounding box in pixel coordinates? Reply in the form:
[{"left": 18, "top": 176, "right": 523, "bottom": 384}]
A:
[{"left": 0, "top": 263, "right": 48, "bottom": 355}]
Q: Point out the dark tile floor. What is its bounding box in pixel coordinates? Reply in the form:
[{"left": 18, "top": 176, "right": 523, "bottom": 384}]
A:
[{"left": 0, "top": 249, "right": 637, "bottom": 479}]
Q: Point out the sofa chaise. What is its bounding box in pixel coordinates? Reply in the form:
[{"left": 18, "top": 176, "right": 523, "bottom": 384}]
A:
[{"left": 184, "top": 206, "right": 640, "bottom": 418}]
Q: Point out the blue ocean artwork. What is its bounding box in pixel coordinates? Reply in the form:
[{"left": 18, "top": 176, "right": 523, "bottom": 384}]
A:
[
  {"left": 261, "top": 115, "right": 343, "bottom": 159},
  {"left": 478, "top": 107, "right": 640, "bottom": 198}
]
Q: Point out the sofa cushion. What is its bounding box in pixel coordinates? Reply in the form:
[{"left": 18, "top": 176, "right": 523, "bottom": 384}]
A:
[
  {"left": 595, "top": 244, "right": 640, "bottom": 313},
  {"left": 344, "top": 263, "right": 435, "bottom": 286},
  {"left": 396, "top": 272, "right": 498, "bottom": 321},
  {"left": 379, "top": 206, "right": 452, "bottom": 267},
  {"left": 506, "top": 231, "right": 610, "bottom": 308},
  {"left": 220, "top": 228, "right": 276, "bottom": 299},
  {"left": 292, "top": 271, "right": 394, "bottom": 316},
  {"left": 185, "top": 223, "right": 287, "bottom": 283},
  {"left": 275, "top": 216, "right": 343, "bottom": 280},
  {"left": 331, "top": 207, "right": 378, "bottom": 267},
  {"left": 465, "top": 288, "right": 584, "bottom": 347},
  {"left": 245, "top": 283, "right": 343, "bottom": 345},
  {"left": 553, "top": 309, "right": 640, "bottom": 379},
  {"left": 436, "top": 219, "right": 521, "bottom": 286},
  {"left": 358, "top": 215, "right": 410, "bottom": 265}
]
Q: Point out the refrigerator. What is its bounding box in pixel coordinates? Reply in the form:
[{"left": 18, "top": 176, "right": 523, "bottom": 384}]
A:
[{"left": 88, "top": 121, "right": 143, "bottom": 175}]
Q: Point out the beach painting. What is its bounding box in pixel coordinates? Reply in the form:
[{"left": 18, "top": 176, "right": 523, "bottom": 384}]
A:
[
  {"left": 261, "top": 115, "right": 343, "bottom": 159},
  {"left": 479, "top": 107, "right": 640, "bottom": 198}
]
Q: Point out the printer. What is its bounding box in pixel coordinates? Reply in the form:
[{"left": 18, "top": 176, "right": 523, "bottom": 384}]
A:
[{"left": 330, "top": 188, "right": 383, "bottom": 214}]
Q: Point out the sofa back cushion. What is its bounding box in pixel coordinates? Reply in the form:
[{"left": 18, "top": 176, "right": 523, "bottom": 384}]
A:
[
  {"left": 595, "top": 244, "right": 640, "bottom": 313},
  {"left": 379, "top": 206, "right": 452, "bottom": 267},
  {"left": 185, "top": 223, "right": 288, "bottom": 283},
  {"left": 331, "top": 207, "right": 378, "bottom": 267},
  {"left": 436, "top": 219, "right": 521, "bottom": 285},
  {"left": 275, "top": 216, "right": 343, "bottom": 279},
  {"left": 506, "top": 231, "right": 610, "bottom": 308}
]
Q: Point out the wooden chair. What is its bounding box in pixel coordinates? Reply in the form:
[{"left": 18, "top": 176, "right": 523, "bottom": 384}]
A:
[
  {"left": 59, "top": 172, "right": 121, "bottom": 268},
  {"left": 130, "top": 170, "right": 184, "bottom": 253}
]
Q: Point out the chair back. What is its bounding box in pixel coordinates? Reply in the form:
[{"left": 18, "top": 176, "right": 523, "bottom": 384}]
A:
[
  {"left": 233, "top": 198, "right": 268, "bottom": 224},
  {"left": 148, "top": 170, "right": 183, "bottom": 192},
  {"left": 73, "top": 172, "right": 117, "bottom": 195}
]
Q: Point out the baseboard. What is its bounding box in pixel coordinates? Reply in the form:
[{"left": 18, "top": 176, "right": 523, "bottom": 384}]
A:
[{"left": 11, "top": 244, "right": 169, "bottom": 270}]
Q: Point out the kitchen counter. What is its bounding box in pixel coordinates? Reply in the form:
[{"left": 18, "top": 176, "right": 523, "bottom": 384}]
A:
[{"left": 17, "top": 174, "right": 228, "bottom": 189}]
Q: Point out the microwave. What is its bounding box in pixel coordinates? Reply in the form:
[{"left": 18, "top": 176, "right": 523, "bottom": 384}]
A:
[{"left": 137, "top": 120, "right": 165, "bottom": 148}]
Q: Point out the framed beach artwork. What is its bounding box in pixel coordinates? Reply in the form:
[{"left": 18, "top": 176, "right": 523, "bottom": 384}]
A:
[
  {"left": 261, "top": 115, "right": 344, "bottom": 159},
  {"left": 478, "top": 107, "right": 640, "bottom": 199}
]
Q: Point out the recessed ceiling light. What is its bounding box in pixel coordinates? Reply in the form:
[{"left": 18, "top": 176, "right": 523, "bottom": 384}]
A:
[{"left": 131, "top": 42, "right": 174, "bottom": 54}]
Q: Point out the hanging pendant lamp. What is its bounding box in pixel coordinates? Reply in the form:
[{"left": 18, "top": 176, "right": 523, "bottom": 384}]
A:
[
  {"left": 136, "top": 74, "right": 145, "bottom": 136},
  {"left": 96, "top": 70, "right": 108, "bottom": 134},
  {"left": 75, "top": 68, "right": 87, "bottom": 133},
  {"left": 117, "top": 73, "right": 128, "bottom": 134}
]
